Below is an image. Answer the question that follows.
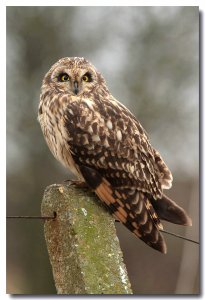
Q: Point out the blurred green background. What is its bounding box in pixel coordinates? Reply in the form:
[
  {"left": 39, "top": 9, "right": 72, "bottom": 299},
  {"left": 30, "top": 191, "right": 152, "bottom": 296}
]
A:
[{"left": 6, "top": 6, "right": 199, "bottom": 294}]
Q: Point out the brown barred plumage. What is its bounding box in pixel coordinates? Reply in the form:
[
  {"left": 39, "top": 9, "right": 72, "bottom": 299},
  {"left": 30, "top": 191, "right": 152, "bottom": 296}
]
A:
[{"left": 38, "top": 57, "right": 192, "bottom": 253}]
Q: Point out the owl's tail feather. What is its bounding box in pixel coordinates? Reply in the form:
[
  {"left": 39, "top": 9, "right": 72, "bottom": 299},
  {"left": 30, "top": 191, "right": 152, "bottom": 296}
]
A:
[
  {"left": 79, "top": 165, "right": 167, "bottom": 254},
  {"left": 150, "top": 194, "right": 192, "bottom": 226}
]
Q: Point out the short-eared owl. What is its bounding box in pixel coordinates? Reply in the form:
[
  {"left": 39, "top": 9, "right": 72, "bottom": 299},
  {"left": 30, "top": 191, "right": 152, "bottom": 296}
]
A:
[{"left": 38, "top": 57, "right": 192, "bottom": 253}]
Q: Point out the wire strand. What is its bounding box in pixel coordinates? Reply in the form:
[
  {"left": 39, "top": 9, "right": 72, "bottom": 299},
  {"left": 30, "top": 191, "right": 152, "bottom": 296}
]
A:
[
  {"left": 7, "top": 215, "right": 199, "bottom": 245},
  {"left": 159, "top": 229, "right": 199, "bottom": 245},
  {"left": 6, "top": 215, "right": 56, "bottom": 220}
]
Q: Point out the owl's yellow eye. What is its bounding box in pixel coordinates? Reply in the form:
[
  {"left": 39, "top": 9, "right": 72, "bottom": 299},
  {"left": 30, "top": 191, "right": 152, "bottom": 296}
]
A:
[
  {"left": 82, "top": 75, "right": 89, "bottom": 82},
  {"left": 82, "top": 72, "right": 92, "bottom": 82},
  {"left": 58, "top": 73, "right": 69, "bottom": 82}
]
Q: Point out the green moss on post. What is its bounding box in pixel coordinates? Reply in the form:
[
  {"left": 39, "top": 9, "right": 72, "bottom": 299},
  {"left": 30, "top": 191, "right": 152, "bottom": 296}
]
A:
[{"left": 41, "top": 184, "right": 133, "bottom": 295}]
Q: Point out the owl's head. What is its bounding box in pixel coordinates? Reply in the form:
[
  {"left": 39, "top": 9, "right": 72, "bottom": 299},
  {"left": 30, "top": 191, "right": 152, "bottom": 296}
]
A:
[{"left": 41, "top": 57, "right": 109, "bottom": 97}]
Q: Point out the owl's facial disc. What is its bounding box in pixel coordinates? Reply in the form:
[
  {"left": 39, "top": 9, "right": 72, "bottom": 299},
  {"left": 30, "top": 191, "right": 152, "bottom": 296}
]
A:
[{"left": 51, "top": 65, "right": 96, "bottom": 95}]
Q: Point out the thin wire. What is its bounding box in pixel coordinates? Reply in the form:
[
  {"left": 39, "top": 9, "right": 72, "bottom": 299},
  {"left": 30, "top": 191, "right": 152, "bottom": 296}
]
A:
[
  {"left": 6, "top": 215, "right": 56, "bottom": 220},
  {"left": 160, "top": 229, "right": 199, "bottom": 245},
  {"left": 115, "top": 219, "right": 199, "bottom": 245},
  {"left": 6, "top": 215, "right": 199, "bottom": 245}
]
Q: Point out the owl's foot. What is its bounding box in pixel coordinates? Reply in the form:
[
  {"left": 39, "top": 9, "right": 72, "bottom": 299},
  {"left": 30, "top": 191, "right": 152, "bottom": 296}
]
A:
[{"left": 63, "top": 179, "right": 88, "bottom": 188}]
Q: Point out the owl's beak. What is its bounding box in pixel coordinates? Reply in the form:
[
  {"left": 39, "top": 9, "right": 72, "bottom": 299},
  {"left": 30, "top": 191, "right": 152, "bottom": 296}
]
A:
[{"left": 73, "top": 81, "right": 79, "bottom": 95}]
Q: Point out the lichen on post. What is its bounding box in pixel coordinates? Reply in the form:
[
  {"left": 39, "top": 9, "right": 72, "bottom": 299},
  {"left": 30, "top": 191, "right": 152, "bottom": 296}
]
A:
[{"left": 41, "top": 183, "right": 133, "bottom": 295}]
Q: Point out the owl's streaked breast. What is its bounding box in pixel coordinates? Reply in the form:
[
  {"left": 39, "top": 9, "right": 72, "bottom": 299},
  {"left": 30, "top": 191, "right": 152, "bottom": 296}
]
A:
[{"left": 38, "top": 92, "right": 82, "bottom": 179}]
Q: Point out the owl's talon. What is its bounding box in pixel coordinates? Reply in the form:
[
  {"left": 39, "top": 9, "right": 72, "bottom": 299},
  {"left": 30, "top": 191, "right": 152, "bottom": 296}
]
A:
[{"left": 63, "top": 179, "right": 88, "bottom": 188}]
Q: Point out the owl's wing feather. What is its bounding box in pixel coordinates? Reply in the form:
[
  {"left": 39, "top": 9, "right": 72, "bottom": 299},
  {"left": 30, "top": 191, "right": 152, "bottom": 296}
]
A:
[
  {"left": 150, "top": 194, "right": 192, "bottom": 226},
  {"left": 64, "top": 96, "right": 172, "bottom": 198},
  {"left": 109, "top": 96, "right": 173, "bottom": 190},
  {"left": 62, "top": 97, "right": 170, "bottom": 252},
  {"left": 62, "top": 96, "right": 189, "bottom": 253},
  {"left": 79, "top": 165, "right": 167, "bottom": 254}
]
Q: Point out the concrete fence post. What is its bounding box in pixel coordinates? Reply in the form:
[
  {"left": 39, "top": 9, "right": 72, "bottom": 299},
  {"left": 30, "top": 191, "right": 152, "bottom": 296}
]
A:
[{"left": 41, "top": 183, "right": 133, "bottom": 295}]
